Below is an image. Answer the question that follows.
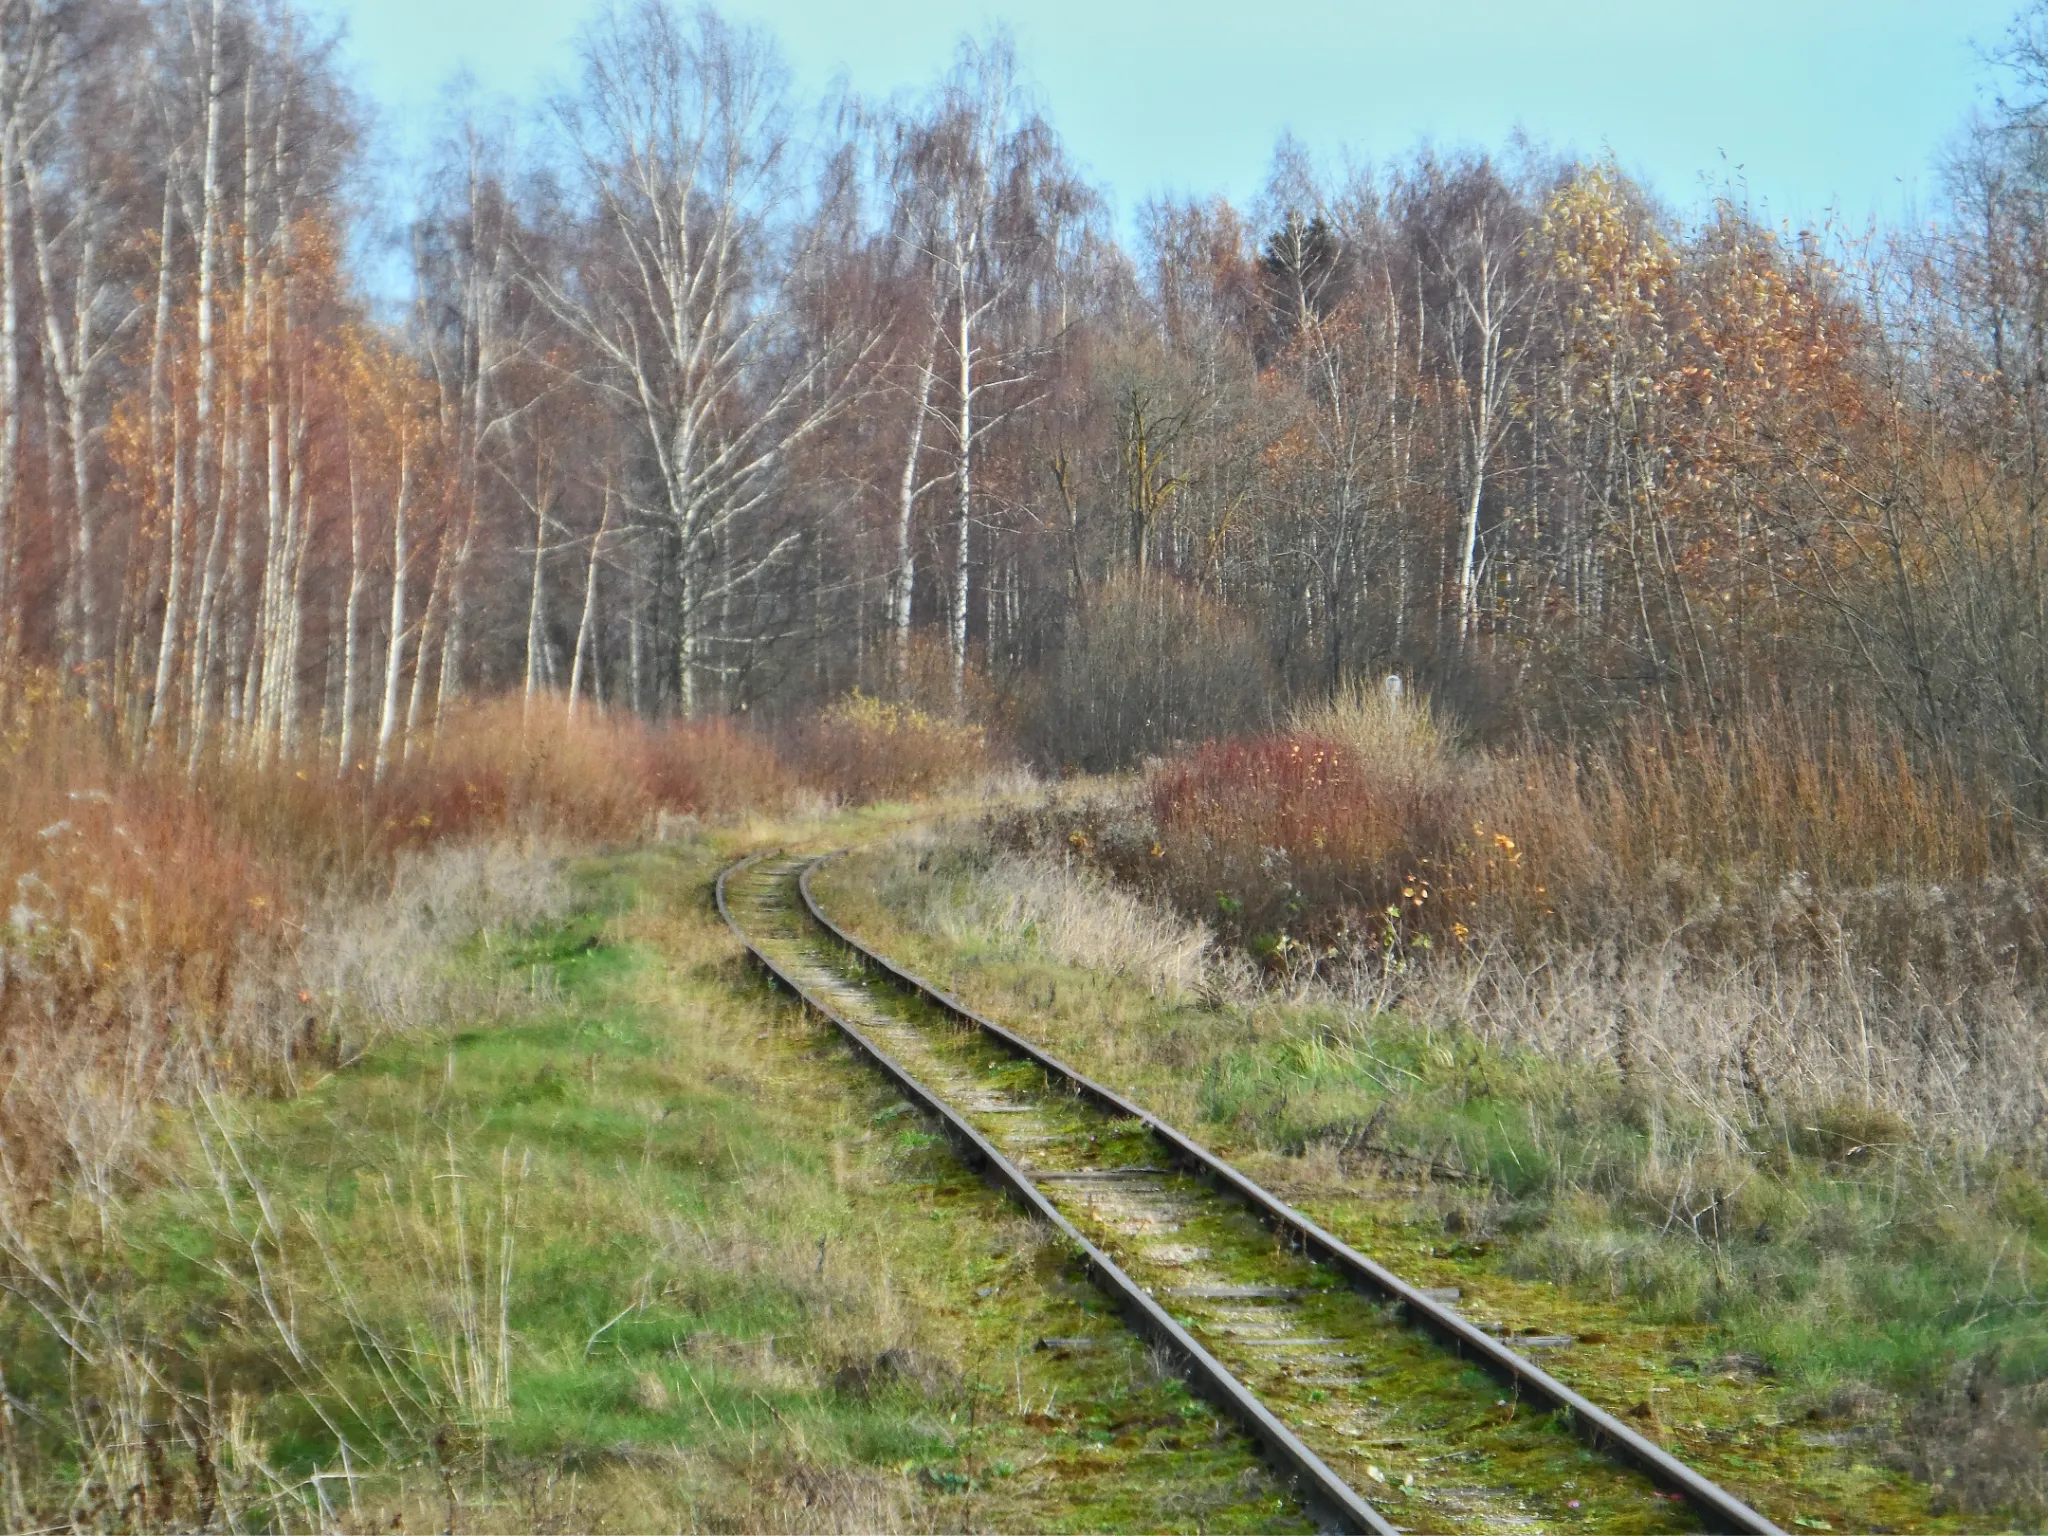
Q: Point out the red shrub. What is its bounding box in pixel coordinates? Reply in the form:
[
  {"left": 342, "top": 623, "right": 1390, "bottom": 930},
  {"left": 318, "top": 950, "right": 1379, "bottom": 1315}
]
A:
[
  {"left": 0, "top": 680, "right": 284, "bottom": 1073},
  {"left": 1085, "top": 704, "right": 2031, "bottom": 977},
  {"left": 636, "top": 715, "right": 797, "bottom": 819},
  {"left": 1145, "top": 733, "right": 1471, "bottom": 957}
]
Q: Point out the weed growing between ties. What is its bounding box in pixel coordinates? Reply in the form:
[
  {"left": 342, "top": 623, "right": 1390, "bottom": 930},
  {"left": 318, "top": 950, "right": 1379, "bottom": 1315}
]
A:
[
  {"left": 0, "top": 835, "right": 1300, "bottom": 1532},
  {"left": 821, "top": 824, "right": 2048, "bottom": 1528}
]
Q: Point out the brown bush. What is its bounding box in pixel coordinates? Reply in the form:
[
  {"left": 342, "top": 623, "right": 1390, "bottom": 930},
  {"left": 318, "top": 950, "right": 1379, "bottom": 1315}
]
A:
[
  {"left": 786, "top": 693, "right": 992, "bottom": 803},
  {"left": 380, "top": 697, "right": 796, "bottom": 847},
  {"left": 0, "top": 683, "right": 810, "bottom": 1195},
  {"left": 1145, "top": 732, "right": 1471, "bottom": 959},
  {"left": 0, "top": 678, "right": 278, "bottom": 1021},
  {"left": 1005, "top": 698, "right": 2036, "bottom": 981},
  {"left": 1469, "top": 709, "right": 2033, "bottom": 970}
]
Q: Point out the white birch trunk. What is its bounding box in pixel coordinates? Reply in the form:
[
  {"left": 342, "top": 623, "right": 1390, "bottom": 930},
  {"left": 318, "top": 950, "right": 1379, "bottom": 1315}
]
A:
[
  {"left": 893, "top": 352, "right": 934, "bottom": 682},
  {"left": 337, "top": 438, "right": 364, "bottom": 774},
  {"left": 372, "top": 446, "right": 412, "bottom": 783},
  {"left": 403, "top": 537, "right": 443, "bottom": 757},
  {"left": 568, "top": 486, "right": 613, "bottom": 718},
  {"left": 0, "top": 121, "right": 20, "bottom": 660},
  {"left": 950, "top": 276, "right": 972, "bottom": 700},
  {"left": 182, "top": 1, "right": 225, "bottom": 768}
]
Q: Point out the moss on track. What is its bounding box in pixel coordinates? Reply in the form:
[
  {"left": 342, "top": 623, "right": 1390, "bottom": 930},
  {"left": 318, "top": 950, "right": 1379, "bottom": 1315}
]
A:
[
  {"left": 814, "top": 830, "right": 2004, "bottom": 1534},
  {"left": 1, "top": 828, "right": 1305, "bottom": 1531}
]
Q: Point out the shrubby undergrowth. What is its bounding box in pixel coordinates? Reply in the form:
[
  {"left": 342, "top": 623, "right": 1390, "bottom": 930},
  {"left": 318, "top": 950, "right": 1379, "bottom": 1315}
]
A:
[
  {"left": 999, "top": 690, "right": 2048, "bottom": 1154},
  {"left": 784, "top": 693, "right": 992, "bottom": 805},
  {"left": 0, "top": 679, "right": 1017, "bottom": 1530},
  {"left": 977, "top": 688, "right": 2048, "bottom": 1516},
  {"left": 0, "top": 677, "right": 1001, "bottom": 1196}
]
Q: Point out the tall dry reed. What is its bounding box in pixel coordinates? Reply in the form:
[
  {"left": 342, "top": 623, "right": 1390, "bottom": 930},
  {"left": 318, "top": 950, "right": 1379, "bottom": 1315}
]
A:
[
  {"left": 1120, "top": 696, "right": 2025, "bottom": 970},
  {"left": 876, "top": 829, "right": 1218, "bottom": 998}
]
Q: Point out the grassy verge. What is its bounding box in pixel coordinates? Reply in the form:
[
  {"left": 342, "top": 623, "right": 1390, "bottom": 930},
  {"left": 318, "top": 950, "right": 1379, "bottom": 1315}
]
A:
[
  {"left": 0, "top": 820, "right": 1303, "bottom": 1532},
  {"left": 815, "top": 826, "right": 2048, "bottom": 1530}
]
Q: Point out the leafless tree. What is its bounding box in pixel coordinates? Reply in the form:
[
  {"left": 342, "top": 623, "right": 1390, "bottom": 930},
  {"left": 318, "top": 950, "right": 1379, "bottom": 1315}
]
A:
[{"left": 534, "top": 0, "right": 871, "bottom": 715}]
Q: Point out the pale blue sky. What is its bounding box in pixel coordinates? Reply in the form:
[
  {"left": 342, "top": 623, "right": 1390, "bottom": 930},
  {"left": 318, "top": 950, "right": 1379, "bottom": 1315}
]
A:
[{"left": 312, "top": 0, "right": 2022, "bottom": 237}]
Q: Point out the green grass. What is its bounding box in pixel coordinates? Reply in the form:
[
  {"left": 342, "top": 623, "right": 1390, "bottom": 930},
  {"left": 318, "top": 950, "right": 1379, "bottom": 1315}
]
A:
[
  {"left": 13, "top": 803, "right": 2041, "bottom": 1529},
  {"left": 817, "top": 831, "right": 2048, "bottom": 1530},
  {"left": 0, "top": 831, "right": 1307, "bottom": 1532}
]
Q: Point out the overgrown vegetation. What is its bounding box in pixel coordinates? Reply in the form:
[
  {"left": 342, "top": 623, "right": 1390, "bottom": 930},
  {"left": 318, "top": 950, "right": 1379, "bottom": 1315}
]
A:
[
  {"left": 964, "top": 691, "right": 2048, "bottom": 1520},
  {"left": 1044, "top": 689, "right": 2016, "bottom": 964},
  {"left": 6, "top": 0, "right": 2048, "bottom": 1522},
  {"left": 0, "top": 678, "right": 997, "bottom": 1196},
  {"left": 1, "top": 831, "right": 1304, "bottom": 1531},
  {"left": 824, "top": 825, "right": 2048, "bottom": 1524},
  {"left": 1007, "top": 691, "right": 2048, "bottom": 1162},
  {"left": 785, "top": 694, "right": 995, "bottom": 806}
]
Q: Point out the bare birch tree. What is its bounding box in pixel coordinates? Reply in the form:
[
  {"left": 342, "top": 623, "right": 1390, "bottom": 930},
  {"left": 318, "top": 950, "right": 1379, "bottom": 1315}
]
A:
[
  {"left": 1406, "top": 157, "right": 1536, "bottom": 645},
  {"left": 889, "top": 36, "right": 1084, "bottom": 698},
  {"left": 535, "top": 0, "right": 868, "bottom": 715}
]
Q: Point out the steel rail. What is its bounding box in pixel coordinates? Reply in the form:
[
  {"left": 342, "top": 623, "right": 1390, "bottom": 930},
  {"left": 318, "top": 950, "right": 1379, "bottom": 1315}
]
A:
[
  {"left": 717, "top": 852, "right": 1396, "bottom": 1535},
  {"left": 794, "top": 854, "right": 1788, "bottom": 1536}
]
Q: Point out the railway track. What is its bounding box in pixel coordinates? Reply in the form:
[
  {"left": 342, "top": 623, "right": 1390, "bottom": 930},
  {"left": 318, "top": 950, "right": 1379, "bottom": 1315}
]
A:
[{"left": 718, "top": 851, "right": 1787, "bottom": 1536}]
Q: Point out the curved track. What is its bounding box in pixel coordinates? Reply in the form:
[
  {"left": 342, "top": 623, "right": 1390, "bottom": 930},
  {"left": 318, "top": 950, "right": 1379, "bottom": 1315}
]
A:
[{"left": 719, "top": 850, "right": 1786, "bottom": 1536}]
